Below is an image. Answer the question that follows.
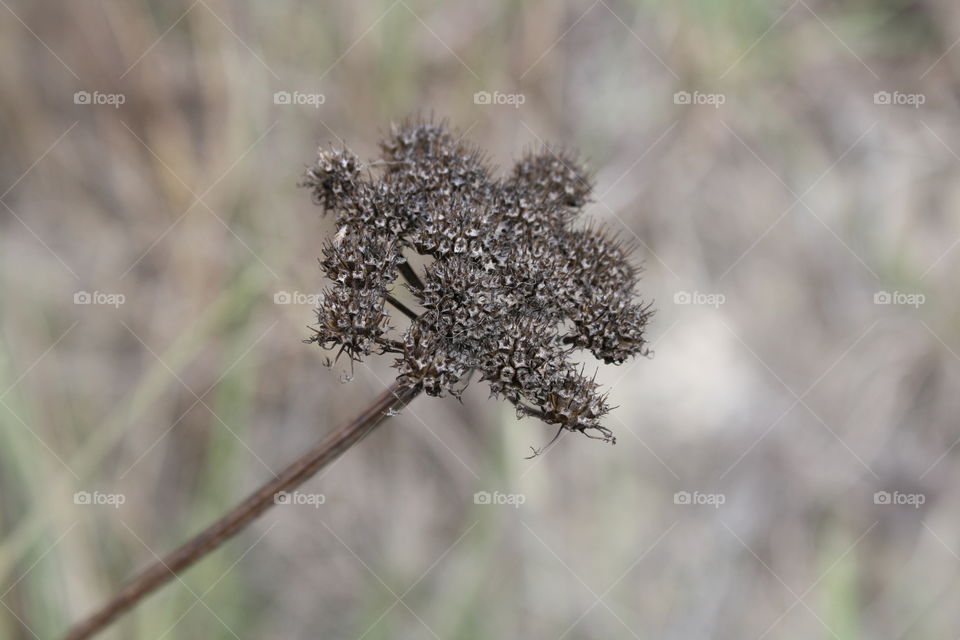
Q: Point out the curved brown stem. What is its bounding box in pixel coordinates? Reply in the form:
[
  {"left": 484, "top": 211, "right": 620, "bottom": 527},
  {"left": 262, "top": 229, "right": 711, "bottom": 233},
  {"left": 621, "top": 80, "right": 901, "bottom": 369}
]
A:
[{"left": 62, "top": 382, "right": 420, "bottom": 640}]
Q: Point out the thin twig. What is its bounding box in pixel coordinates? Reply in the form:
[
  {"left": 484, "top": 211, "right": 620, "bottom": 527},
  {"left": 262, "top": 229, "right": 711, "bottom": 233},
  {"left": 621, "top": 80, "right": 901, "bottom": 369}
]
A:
[
  {"left": 384, "top": 293, "right": 420, "bottom": 322},
  {"left": 398, "top": 260, "right": 425, "bottom": 291},
  {"left": 62, "top": 383, "right": 420, "bottom": 640}
]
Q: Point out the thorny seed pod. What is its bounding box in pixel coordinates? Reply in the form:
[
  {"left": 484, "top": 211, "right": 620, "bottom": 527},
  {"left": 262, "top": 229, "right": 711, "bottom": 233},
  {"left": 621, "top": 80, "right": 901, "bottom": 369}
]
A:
[{"left": 301, "top": 118, "right": 653, "bottom": 445}]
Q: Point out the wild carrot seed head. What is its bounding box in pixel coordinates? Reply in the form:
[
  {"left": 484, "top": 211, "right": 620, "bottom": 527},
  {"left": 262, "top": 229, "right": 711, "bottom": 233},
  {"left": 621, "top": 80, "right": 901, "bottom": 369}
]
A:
[{"left": 302, "top": 118, "right": 653, "bottom": 443}]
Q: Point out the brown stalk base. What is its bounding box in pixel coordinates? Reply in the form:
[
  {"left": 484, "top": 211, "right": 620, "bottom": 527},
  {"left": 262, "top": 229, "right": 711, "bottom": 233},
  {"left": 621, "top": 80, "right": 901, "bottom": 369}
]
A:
[{"left": 63, "top": 383, "right": 419, "bottom": 640}]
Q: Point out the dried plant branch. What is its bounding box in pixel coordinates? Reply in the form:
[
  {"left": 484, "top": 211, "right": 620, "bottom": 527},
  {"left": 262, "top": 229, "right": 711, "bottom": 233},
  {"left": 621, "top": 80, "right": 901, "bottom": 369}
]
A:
[
  {"left": 64, "top": 117, "right": 654, "bottom": 639},
  {"left": 398, "top": 259, "right": 426, "bottom": 290},
  {"left": 62, "top": 383, "right": 420, "bottom": 640},
  {"left": 384, "top": 292, "right": 420, "bottom": 321}
]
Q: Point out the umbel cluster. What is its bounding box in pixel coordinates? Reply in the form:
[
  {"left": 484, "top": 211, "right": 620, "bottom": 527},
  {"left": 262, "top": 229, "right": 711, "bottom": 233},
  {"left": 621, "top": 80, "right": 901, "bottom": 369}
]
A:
[{"left": 302, "top": 119, "right": 652, "bottom": 444}]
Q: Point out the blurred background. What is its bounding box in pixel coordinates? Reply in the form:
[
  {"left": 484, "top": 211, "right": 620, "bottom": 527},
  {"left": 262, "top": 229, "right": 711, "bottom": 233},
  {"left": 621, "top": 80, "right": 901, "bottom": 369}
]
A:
[{"left": 1, "top": 0, "right": 959, "bottom": 637}]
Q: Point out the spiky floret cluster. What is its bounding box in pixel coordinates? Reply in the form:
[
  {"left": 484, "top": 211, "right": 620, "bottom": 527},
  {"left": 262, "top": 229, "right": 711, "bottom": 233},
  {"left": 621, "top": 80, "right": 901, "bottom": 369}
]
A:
[{"left": 302, "top": 119, "right": 652, "bottom": 443}]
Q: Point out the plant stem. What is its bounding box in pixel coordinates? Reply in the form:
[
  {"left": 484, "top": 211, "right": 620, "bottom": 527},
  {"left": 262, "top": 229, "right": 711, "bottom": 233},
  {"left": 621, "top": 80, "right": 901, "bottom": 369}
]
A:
[
  {"left": 62, "top": 382, "right": 420, "bottom": 640},
  {"left": 398, "top": 260, "right": 425, "bottom": 291},
  {"left": 384, "top": 293, "right": 420, "bottom": 322}
]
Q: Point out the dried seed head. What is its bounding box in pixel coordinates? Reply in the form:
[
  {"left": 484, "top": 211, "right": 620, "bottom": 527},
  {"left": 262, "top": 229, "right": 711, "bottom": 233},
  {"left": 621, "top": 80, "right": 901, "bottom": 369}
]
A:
[
  {"left": 302, "top": 118, "right": 654, "bottom": 444},
  {"left": 509, "top": 147, "right": 593, "bottom": 209},
  {"left": 301, "top": 149, "right": 361, "bottom": 213}
]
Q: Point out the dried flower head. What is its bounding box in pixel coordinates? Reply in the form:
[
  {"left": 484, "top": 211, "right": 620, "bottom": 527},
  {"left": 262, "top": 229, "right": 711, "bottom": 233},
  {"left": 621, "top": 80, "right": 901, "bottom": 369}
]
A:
[{"left": 302, "top": 119, "right": 653, "bottom": 444}]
